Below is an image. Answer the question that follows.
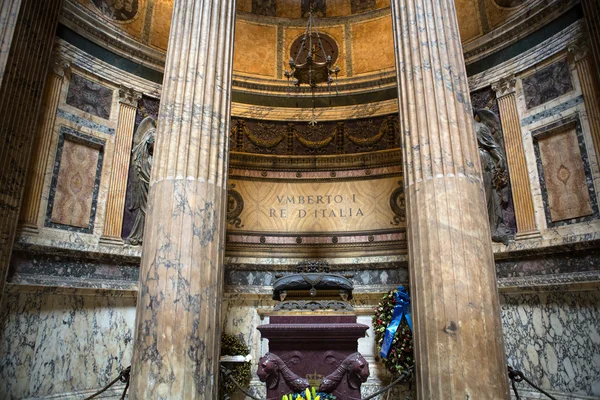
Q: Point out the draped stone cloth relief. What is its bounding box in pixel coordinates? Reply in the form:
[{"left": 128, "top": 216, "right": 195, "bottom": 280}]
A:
[
  {"left": 126, "top": 116, "right": 155, "bottom": 245},
  {"left": 474, "top": 108, "right": 513, "bottom": 244}
]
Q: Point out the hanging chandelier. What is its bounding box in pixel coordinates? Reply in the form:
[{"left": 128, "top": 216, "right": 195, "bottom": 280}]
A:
[{"left": 285, "top": 4, "right": 340, "bottom": 125}]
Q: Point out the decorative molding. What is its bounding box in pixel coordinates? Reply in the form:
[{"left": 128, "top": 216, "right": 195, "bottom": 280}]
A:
[
  {"left": 491, "top": 74, "right": 516, "bottom": 98},
  {"left": 228, "top": 148, "right": 403, "bottom": 172},
  {"left": 118, "top": 85, "right": 142, "bottom": 107},
  {"left": 51, "top": 57, "right": 71, "bottom": 78},
  {"left": 568, "top": 42, "right": 590, "bottom": 64},
  {"left": 468, "top": 22, "right": 582, "bottom": 91},
  {"left": 273, "top": 300, "right": 354, "bottom": 311}
]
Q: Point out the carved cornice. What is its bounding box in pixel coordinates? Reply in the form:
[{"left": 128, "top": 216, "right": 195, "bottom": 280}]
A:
[
  {"left": 492, "top": 75, "right": 517, "bottom": 99},
  {"left": 118, "top": 85, "right": 142, "bottom": 107},
  {"left": 228, "top": 148, "right": 403, "bottom": 172},
  {"left": 463, "top": 0, "right": 579, "bottom": 64}
]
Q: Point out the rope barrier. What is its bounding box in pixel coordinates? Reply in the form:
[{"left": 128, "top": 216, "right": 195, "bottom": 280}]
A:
[
  {"left": 508, "top": 366, "right": 558, "bottom": 400},
  {"left": 83, "top": 366, "right": 131, "bottom": 400},
  {"left": 362, "top": 368, "right": 412, "bottom": 400},
  {"left": 78, "top": 362, "right": 560, "bottom": 400}
]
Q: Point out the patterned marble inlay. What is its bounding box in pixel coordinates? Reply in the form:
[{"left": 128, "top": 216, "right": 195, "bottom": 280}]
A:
[
  {"left": 56, "top": 109, "right": 115, "bottom": 136},
  {"left": 66, "top": 73, "right": 113, "bottom": 120},
  {"left": 522, "top": 60, "right": 574, "bottom": 109},
  {"left": 45, "top": 127, "right": 105, "bottom": 233},
  {"left": 501, "top": 290, "right": 600, "bottom": 397},
  {"left": 0, "top": 288, "right": 136, "bottom": 399},
  {"left": 532, "top": 114, "right": 599, "bottom": 227}
]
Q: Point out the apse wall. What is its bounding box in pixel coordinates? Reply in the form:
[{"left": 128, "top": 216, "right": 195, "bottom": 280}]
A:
[{"left": 1, "top": 0, "right": 600, "bottom": 399}]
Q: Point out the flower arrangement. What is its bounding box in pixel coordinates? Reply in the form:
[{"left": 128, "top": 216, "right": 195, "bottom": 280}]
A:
[
  {"left": 220, "top": 333, "right": 252, "bottom": 399},
  {"left": 282, "top": 388, "right": 336, "bottom": 400},
  {"left": 373, "top": 287, "right": 414, "bottom": 376}
]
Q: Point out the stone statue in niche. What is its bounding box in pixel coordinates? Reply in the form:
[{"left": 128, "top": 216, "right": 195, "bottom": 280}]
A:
[
  {"left": 474, "top": 109, "right": 513, "bottom": 244},
  {"left": 126, "top": 116, "right": 155, "bottom": 245}
]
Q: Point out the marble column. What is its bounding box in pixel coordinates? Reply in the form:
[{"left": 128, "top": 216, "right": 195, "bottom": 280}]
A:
[
  {"left": 569, "top": 43, "right": 600, "bottom": 167},
  {"left": 389, "top": 0, "right": 510, "bottom": 398},
  {"left": 581, "top": 0, "right": 600, "bottom": 84},
  {"left": 492, "top": 76, "right": 539, "bottom": 238},
  {"left": 101, "top": 86, "right": 142, "bottom": 243},
  {"left": 0, "top": 0, "right": 63, "bottom": 306},
  {"left": 129, "top": 0, "right": 236, "bottom": 398},
  {"left": 19, "top": 58, "right": 70, "bottom": 231},
  {"left": 0, "top": 0, "right": 22, "bottom": 87}
]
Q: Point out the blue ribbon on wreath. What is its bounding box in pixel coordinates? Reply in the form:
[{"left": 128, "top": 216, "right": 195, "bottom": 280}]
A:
[{"left": 380, "top": 286, "right": 412, "bottom": 359}]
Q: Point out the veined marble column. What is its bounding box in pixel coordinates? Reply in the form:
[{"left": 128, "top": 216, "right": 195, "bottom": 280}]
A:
[
  {"left": 129, "top": 0, "right": 236, "bottom": 398},
  {"left": 0, "top": 0, "right": 22, "bottom": 87},
  {"left": 0, "top": 0, "right": 63, "bottom": 306},
  {"left": 101, "top": 86, "right": 142, "bottom": 243},
  {"left": 19, "top": 58, "right": 70, "bottom": 231},
  {"left": 492, "top": 76, "right": 539, "bottom": 238},
  {"left": 581, "top": 0, "right": 600, "bottom": 84},
  {"left": 390, "top": 0, "right": 510, "bottom": 398},
  {"left": 569, "top": 43, "right": 600, "bottom": 167}
]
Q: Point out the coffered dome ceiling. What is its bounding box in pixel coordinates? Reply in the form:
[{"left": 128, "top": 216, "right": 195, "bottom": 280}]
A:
[{"left": 72, "top": 0, "right": 534, "bottom": 76}]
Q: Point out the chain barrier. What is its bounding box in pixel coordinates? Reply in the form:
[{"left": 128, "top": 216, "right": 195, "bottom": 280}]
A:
[
  {"left": 79, "top": 363, "right": 559, "bottom": 400},
  {"left": 83, "top": 366, "right": 130, "bottom": 400},
  {"left": 508, "top": 366, "right": 558, "bottom": 400}
]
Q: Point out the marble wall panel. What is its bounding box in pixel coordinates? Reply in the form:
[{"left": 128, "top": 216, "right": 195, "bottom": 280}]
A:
[
  {"left": 0, "top": 288, "right": 136, "bottom": 399},
  {"left": 501, "top": 290, "right": 600, "bottom": 397},
  {"left": 522, "top": 60, "right": 574, "bottom": 110},
  {"left": 532, "top": 115, "right": 599, "bottom": 227},
  {"left": 537, "top": 125, "right": 593, "bottom": 222},
  {"left": 45, "top": 127, "right": 105, "bottom": 233},
  {"left": 66, "top": 73, "right": 114, "bottom": 120},
  {"left": 350, "top": 15, "right": 394, "bottom": 75}
]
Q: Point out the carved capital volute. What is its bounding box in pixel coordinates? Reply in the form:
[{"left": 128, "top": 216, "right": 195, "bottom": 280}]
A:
[
  {"left": 51, "top": 58, "right": 70, "bottom": 78},
  {"left": 492, "top": 75, "right": 516, "bottom": 99},
  {"left": 119, "top": 85, "right": 142, "bottom": 107},
  {"left": 568, "top": 42, "right": 589, "bottom": 65}
]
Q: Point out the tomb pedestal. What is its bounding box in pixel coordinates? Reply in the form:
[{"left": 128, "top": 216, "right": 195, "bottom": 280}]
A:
[{"left": 258, "top": 315, "right": 369, "bottom": 400}]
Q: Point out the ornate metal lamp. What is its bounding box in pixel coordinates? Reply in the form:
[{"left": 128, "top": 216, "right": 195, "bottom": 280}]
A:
[{"left": 285, "top": 4, "right": 340, "bottom": 125}]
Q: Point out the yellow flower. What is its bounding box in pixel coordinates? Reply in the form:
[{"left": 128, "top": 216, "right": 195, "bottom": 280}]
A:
[{"left": 305, "top": 388, "right": 312, "bottom": 400}]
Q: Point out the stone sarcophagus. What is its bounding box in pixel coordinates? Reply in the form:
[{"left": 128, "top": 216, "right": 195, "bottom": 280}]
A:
[
  {"left": 257, "top": 262, "right": 370, "bottom": 399},
  {"left": 258, "top": 315, "right": 369, "bottom": 400}
]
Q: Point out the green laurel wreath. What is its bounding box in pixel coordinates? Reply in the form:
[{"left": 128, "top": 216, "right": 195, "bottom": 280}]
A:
[
  {"left": 373, "top": 288, "right": 414, "bottom": 376},
  {"left": 220, "top": 333, "right": 252, "bottom": 399}
]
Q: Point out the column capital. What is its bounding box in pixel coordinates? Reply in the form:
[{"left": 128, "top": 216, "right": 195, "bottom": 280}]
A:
[
  {"left": 492, "top": 75, "right": 517, "bottom": 99},
  {"left": 568, "top": 42, "right": 590, "bottom": 64},
  {"left": 118, "top": 85, "right": 142, "bottom": 107},
  {"left": 51, "top": 57, "right": 70, "bottom": 78}
]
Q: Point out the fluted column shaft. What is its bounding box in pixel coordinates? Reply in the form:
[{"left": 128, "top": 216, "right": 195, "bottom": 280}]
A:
[
  {"left": 0, "top": 0, "right": 63, "bottom": 306},
  {"left": 0, "top": 0, "right": 22, "bottom": 87},
  {"left": 570, "top": 43, "right": 600, "bottom": 167},
  {"left": 129, "top": 0, "right": 236, "bottom": 398},
  {"left": 19, "top": 59, "right": 69, "bottom": 230},
  {"left": 582, "top": 0, "right": 600, "bottom": 84},
  {"left": 390, "top": 0, "right": 510, "bottom": 398},
  {"left": 101, "top": 87, "right": 142, "bottom": 241},
  {"left": 493, "top": 76, "right": 539, "bottom": 237}
]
